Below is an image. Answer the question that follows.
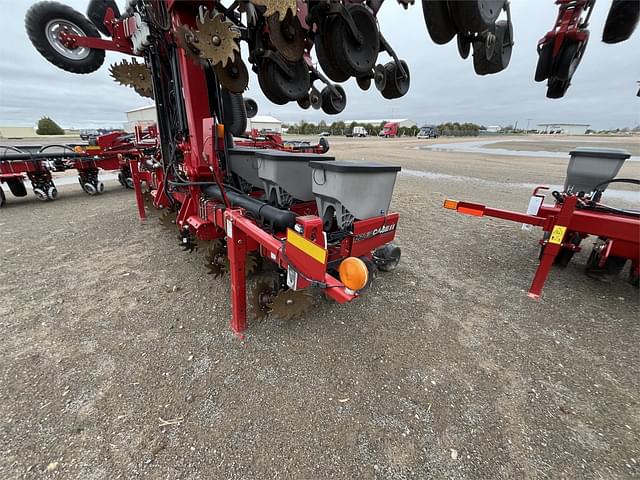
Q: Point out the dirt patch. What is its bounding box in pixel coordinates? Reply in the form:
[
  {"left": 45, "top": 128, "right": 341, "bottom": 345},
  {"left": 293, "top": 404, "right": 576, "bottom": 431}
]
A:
[{"left": 1, "top": 138, "right": 638, "bottom": 479}]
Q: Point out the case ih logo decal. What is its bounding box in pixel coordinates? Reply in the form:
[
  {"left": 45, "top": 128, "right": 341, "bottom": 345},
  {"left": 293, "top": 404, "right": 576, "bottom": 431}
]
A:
[{"left": 353, "top": 223, "right": 396, "bottom": 242}]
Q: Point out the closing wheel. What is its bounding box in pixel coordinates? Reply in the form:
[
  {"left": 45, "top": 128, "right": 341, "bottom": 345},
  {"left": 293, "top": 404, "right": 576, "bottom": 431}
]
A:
[
  {"left": 374, "top": 63, "right": 387, "bottom": 91},
  {"left": 83, "top": 182, "right": 98, "bottom": 195},
  {"left": 356, "top": 76, "right": 371, "bottom": 91},
  {"left": 86, "top": 0, "right": 120, "bottom": 37},
  {"left": 96, "top": 181, "right": 104, "bottom": 193},
  {"left": 320, "top": 85, "right": 346, "bottom": 115},
  {"left": 472, "top": 19, "right": 512, "bottom": 75},
  {"left": 34, "top": 188, "right": 48, "bottom": 201},
  {"left": 309, "top": 87, "right": 322, "bottom": 109},
  {"left": 535, "top": 41, "right": 553, "bottom": 82},
  {"left": 315, "top": 17, "right": 350, "bottom": 83},
  {"left": 6, "top": 179, "right": 28, "bottom": 197},
  {"left": 297, "top": 94, "right": 311, "bottom": 109},
  {"left": 125, "top": 177, "right": 134, "bottom": 189},
  {"left": 244, "top": 97, "right": 258, "bottom": 118},
  {"left": 47, "top": 185, "right": 58, "bottom": 200},
  {"left": 330, "top": 5, "right": 380, "bottom": 76},
  {"left": 448, "top": 0, "right": 505, "bottom": 33},
  {"left": 25, "top": 1, "right": 106, "bottom": 74},
  {"left": 375, "top": 243, "right": 401, "bottom": 272},
  {"left": 422, "top": 0, "right": 457, "bottom": 45},
  {"left": 380, "top": 60, "right": 411, "bottom": 99}
]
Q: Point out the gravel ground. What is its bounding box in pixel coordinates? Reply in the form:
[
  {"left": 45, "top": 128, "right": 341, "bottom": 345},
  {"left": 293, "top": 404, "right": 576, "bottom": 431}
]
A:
[{"left": 0, "top": 136, "right": 638, "bottom": 479}]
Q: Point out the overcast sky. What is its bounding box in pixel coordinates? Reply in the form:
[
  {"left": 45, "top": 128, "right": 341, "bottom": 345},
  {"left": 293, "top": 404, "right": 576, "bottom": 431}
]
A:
[{"left": 0, "top": 0, "right": 638, "bottom": 130}]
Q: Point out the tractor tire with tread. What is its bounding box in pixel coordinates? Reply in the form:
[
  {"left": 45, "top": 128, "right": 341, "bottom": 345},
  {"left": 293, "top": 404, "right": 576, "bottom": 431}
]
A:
[{"left": 26, "top": 1, "right": 106, "bottom": 74}]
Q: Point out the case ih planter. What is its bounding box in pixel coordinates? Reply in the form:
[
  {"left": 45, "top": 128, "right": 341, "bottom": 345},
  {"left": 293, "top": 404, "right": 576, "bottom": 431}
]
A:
[{"left": 444, "top": 148, "right": 639, "bottom": 295}]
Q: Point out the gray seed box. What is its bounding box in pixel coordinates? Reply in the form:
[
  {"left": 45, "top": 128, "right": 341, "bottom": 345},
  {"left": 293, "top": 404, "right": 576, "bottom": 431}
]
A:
[
  {"left": 227, "top": 147, "right": 262, "bottom": 189},
  {"left": 257, "top": 150, "right": 335, "bottom": 206},
  {"left": 565, "top": 147, "right": 631, "bottom": 194},
  {"left": 309, "top": 160, "right": 401, "bottom": 228}
]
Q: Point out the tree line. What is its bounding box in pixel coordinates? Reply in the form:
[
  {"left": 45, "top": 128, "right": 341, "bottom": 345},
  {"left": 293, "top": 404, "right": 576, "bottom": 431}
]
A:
[{"left": 285, "top": 120, "right": 484, "bottom": 137}]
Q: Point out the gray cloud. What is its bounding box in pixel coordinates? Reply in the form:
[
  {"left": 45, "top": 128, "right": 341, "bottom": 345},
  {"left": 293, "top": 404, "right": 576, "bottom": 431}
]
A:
[{"left": 1, "top": 0, "right": 638, "bottom": 130}]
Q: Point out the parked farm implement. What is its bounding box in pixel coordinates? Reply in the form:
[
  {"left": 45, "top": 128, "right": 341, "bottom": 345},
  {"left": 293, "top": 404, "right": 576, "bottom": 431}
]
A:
[
  {"left": 0, "top": 131, "right": 158, "bottom": 207},
  {"left": 444, "top": 148, "right": 640, "bottom": 295},
  {"left": 22, "top": 0, "right": 639, "bottom": 332}
]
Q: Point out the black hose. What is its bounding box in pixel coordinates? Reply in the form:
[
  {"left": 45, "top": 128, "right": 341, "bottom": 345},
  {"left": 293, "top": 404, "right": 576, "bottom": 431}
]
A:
[{"left": 593, "top": 178, "right": 640, "bottom": 191}]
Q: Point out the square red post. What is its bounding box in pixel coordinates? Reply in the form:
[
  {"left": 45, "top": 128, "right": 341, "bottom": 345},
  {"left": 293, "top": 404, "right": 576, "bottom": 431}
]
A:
[{"left": 226, "top": 212, "right": 248, "bottom": 337}]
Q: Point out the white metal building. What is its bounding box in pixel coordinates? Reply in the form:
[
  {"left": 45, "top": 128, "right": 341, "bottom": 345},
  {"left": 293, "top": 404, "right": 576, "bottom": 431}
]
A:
[
  {"left": 125, "top": 105, "right": 157, "bottom": 132},
  {"left": 537, "top": 123, "right": 590, "bottom": 135},
  {"left": 248, "top": 115, "right": 282, "bottom": 133}
]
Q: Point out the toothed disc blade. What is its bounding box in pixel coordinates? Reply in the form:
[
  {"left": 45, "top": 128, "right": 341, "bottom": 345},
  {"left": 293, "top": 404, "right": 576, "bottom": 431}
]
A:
[
  {"left": 204, "top": 240, "right": 228, "bottom": 277},
  {"left": 250, "top": 276, "right": 277, "bottom": 321},
  {"left": 268, "top": 289, "right": 313, "bottom": 320},
  {"left": 246, "top": 252, "right": 262, "bottom": 275},
  {"left": 109, "top": 59, "right": 154, "bottom": 98},
  {"left": 214, "top": 55, "right": 249, "bottom": 93},
  {"left": 159, "top": 210, "right": 177, "bottom": 229},
  {"left": 267, "top": 12, "right": 305, "bottom": 62},
  {"left": 251, "top": 0, "right": 297, "bottom": 18},
  {"left": 196, "top": 12, "right": 240, "bottom": 67},
  {"left": 175, "top": 24, "right": 202, "bottom": 61}
]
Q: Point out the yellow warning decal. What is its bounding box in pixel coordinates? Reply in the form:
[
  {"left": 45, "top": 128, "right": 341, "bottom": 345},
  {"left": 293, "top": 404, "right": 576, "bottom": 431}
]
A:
[
  {"left": 286, "top": 229, "right": 327, "bottom": 265},
  {"left": 548, "top": 225, "right": 567, "bottom": 245}
]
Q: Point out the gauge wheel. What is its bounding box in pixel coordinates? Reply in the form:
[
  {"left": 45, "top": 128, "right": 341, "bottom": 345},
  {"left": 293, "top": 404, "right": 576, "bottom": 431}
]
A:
[
  {"left": 315, "top": 17, "right": 350, "bottom": 83},
  {"left": 320, "top": 85, "right": 347, "bottom": 115},
  {"left": 258, "top": 60, "right": 288, "bottom": 105},
  {"left": 535, "top": 40, "right": 553, "bottom": 82},
  {"left": 472, "top": 20, "right": 512, "bottom": 75},
  {"left": 546, "top": 78, "right": 570, "bottom": 99},
  {"left": 330, "top": 5, "right": 380, "bottom": 76},
  {"left": 448, "top": 0, "right": 505, "bottom": 33},
  {"left": 422, "top": 0, "right": 457, "bottom": 44},
  {"left": 26, "top": 1, "right": 105, "bottom": 74},
  {"left": 553, "top": 40, "right": 581, "bottom": 81}
]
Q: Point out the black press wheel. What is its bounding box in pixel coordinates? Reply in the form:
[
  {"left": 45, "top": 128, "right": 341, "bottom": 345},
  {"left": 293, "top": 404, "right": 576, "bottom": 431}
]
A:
[
  {"left": 25, "top": 1, "right": 106, "bottom": 74},
  {"left": 380, "top": 60, "right": 411, "bottom": 99},
  {"left": 535, "top": 40, "right": 553, "bottom": 82},
  {"left": 331, "top": 4, "right": 380, "bottom": 76},
  {"left": 472, "top": 20, "right": 512, "bottom": 75},
  {"left": 356, "top": 76, "right": 371, "bottom": 91},
  {"left": 448, "top": 0, "right": 505, "bottom": 34},
  {"left": 422, "top": 0, "right": 457, "bottom": 45},
  {"left": 457, "top": 34, "right": 472, "bottom": 59},
  {"left": 297, "top": 94, "right": 311, "bottom": 109},
  {"left": 86, "top": 0, "right": 120, "bottom": 37},
  {"left": 320, "top": 85, "right": 347, "bottom": 115}
]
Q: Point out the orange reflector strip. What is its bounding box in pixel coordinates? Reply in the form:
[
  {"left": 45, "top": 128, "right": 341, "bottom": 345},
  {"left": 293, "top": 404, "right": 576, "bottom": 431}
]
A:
[
  {"left": 216, "top": 124, "right": 225, "bottom": 138},
  {"left": 443, "top": 199, "right": 458, "bottom": 210},
  {"left": 458, "top": 206, "right": 484, "bottom": 217}
]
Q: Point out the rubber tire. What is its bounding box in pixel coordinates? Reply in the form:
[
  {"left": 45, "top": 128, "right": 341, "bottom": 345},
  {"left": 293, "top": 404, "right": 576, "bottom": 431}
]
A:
[
  {"left": 356, "top": 76, "right": 371, "bottom": 91},
  {"left": 422, "top": 0, "right": 457, "bottom": 44},
  {"left": 448, "top": 0, "right": 505, "bottom": 33},
  {"left": 380, "top": 60, "right": 410, "bottom": 99},
  {"left": 25, "top": 1, "right": 105, "bottom": 74},
  {"left": 221, "top": 89, "right": 248, "bottom": 137},
  {"left": 553, "top": 41, "right": 579, "bottom": 81},
  {"left": 6, "top": 179, "right": 28, "bottom": 197},
  {"left": 320, "top": 85, "right": 347, "bottom": 115},
  {"left": 546, "top": 78, "right": 570, "bottom": 99},
  {"left": 244, "top": 98, "right": 258, "bottom": 118},
  {"left": 86, "top": 0, "right": 120, "bottom": 37},
  {"left": 331, "top": 5, "right": 379, "bottom": 76},
  {"left": 457, "top": 34, "right": 471, "bottom": 59},
  {"left": 315, "top": 17, "right": 350, "bottom": 83},
  {"left": 258, "top": 62, "right": 288, "bottom": 105},
  {"left": 472, "top": 20, "right": 512, "bottom": 75},
  {"left": 535, "top": 41, "right": 553, "bottom": 82},
  {"left": 262, "top": 57, "right": 310, "bottom": 102},
  {"left": 0, "top": 187, "right": 5, "bottom": 208},
  {"left": 603, "top": 0, "right": 640, "bottom": 44},
  {"left": 376, "top": 244, "right": 401, "bottom": 272}
]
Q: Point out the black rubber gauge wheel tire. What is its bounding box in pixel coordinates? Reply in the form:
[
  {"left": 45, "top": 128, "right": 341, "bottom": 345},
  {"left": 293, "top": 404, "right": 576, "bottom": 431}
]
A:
[
  {"left": 331, "top": 5, "right": 380, "bottom": 76},
  {"left": 315, "top": 17, "right": 350, "bottom": 83},
  {"left": 263, "top": 58, "right": 310, "bottom": 102},
  {"left": 258, "top": 60, "right": 288, "bottom": 105},
  {"left": 26, "top": 1, "right": 105, "bottom": 74},
  {"left": 472, "top": 20, "right": 512, "bottom": 75},
  {"left": 320, "top": 85, "right": 347, "bottom": 115},
  {"left": 553, "top": 40, "right": 580, "bottom": 81},
  {"left": 86, "top": 0, "right": 120, "bottom": 37},
  {"left": 422, "top": 0, "right": 457, "bottom": 44},
  {"left": 602, "top": 0, "right": 640, "bottom": 44},
  {"left": 448, "top": 0, "right": 505, "bottom": 33},
  {"left": 534, "top": 41, "right": 553, "bottom": 82}
]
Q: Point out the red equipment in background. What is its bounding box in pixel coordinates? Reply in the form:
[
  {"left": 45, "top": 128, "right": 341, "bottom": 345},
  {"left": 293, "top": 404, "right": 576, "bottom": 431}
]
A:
[{"left": 444, "top": 187, "right": 639, "bottom": 297}]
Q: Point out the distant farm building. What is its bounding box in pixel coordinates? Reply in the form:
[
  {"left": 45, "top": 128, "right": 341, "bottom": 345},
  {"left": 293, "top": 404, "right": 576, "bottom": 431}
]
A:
[
  {"left": 125, "top": 105, "right": 157, "bottom": 132},
  {"left": 345, "top": 118, "right": 417, "bottom": 128},
  {"left": 248, "top": 115, "right": 282, "bottom": 133},
  {"left": 537, "top": 123, "right": 590, "bottom": 135},
  {"left": 486, "top": 125, "right": 502, "bottom": 133}
]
